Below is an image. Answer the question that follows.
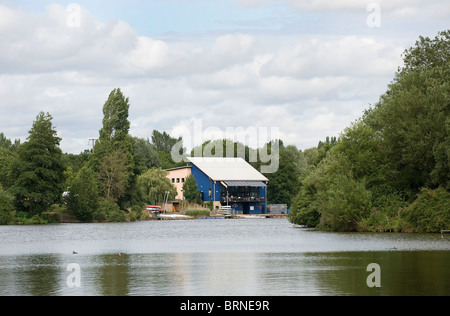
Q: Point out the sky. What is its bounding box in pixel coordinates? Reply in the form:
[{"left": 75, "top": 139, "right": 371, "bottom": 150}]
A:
[{"left": 0, "top": 0, "right": 449, "bottom": 154}]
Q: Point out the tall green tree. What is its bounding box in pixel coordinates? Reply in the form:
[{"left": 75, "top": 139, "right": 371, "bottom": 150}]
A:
[
  {"left": 265, "top": 142, "right": 301, "bottom": 208},
  {"left": 289, "top": 30, "right": 450, "bottom": 232},
  {"left": 11, "top": 112, "right": 65, "bottom": 214},
  {"left": 151, "top": 130, "right": 181, "bottom": 154},
  {"left": 182, "top": 174, "right": 201, "bottom": 204},
  {"left": 334, "top": 119, "right": 393, "bottom": 195},
  {"left": 97, "top": 149, "right": 130, "bottom": 203},
  {"left": 67, "top": 166, "right": 99, "bottom": 222},
  {"left": 400, "top": 30, "right": 450, "bottom": 75},
  {"left": 368, "top": 30, "right": 450, "bottom": 194},
  {"left": 133, "top": 137, "right": 159, "bottom": 173},
  {"left": 0, "top": 132, "right": 20, "bottom": 151},
  {"left": 100, "top": 88, "right": 131, "bottom": 145},
  {"left": 93, "top": 88, "right": 135, "bottom": 205},
  {"left": 151, "top": 130, "right": 184, "bottom": 169}
]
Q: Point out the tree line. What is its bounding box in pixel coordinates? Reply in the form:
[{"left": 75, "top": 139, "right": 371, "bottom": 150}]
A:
[
  {"left": 0, "top": 89, "right": 181, "bottom": 224},
  {"left": 289, "top": 30, "right": 450, "bottom": 233}
]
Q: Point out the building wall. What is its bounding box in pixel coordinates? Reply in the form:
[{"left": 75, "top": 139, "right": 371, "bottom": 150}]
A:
[
  {"left": 190, "top": 164, "right": 221, "bottom": 202},
  {"left": 190, "top": 163, "right": 267, "bottom": 214},
  {"left": 166, "top": 167, "right": 192, "bottom": 200}
]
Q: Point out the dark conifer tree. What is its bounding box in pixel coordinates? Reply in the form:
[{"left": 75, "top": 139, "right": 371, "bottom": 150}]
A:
[{"left": 11, "top": 112, "right": 65, "bottom": 214}]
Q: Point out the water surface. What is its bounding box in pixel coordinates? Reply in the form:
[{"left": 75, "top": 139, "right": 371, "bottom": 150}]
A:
[{"left": 0, "top": 219, "right": 448, "bottom": 296}]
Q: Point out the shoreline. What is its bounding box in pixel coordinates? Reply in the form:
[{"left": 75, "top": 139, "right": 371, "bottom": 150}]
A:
[{"left": 4, "top": 211, "right": 447, "bottom": 234}]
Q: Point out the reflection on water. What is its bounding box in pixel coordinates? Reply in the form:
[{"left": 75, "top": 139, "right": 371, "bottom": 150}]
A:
[
  {"left": 0, "top": 219, "right": 449, "bottom": 296},
  {"left": 1, "top": 251, "right": 448, "bottom": 296},
  {"left": 0, "top": 254, "right": 63, "bottom": 296}
]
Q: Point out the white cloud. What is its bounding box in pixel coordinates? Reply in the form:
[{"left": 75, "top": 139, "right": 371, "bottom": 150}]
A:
[
  {"left": 0, "top": 5, "right": 16, "bottom": 31},
  {"left": 0, "top": 2, "right": 423, "bottom": 153},
  {"left": 240, "top": 0, "right": 436, "bottom": 14},
  {"left": 212, "top": 33, "right": 255, "bottom": 59},
  {"left": 127, "top": 36, "right": 169, "bottom": 72},
  {"left": 44, "top": 87, "right": 69, "bottom": 98},
  {"left": 261, "top": 36, "right": 404, "bottom": 78},
  {"left": 393, "top": 7, "right": 418, "bottom": 19}
]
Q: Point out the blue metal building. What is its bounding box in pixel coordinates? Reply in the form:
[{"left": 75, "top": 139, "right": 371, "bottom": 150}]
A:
[{"left": 187, "top": 157, "right": 269, "bottom": 214}]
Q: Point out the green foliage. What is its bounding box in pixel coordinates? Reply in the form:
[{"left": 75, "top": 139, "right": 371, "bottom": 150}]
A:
[
  {"left": 400, "top": 30, "right": 450, "bottom": 75},
  {"left": 315, "top": 136, "right": 337, "bottom": 165},
  {"left": 318, "top": 174, "right": 372, "bottom": 232},
  {"left": 403, "top": 188, "right": 450, "bottom": 233},
  {"left": 99, "top": 88, "right": 131, "bottom": 144},
  {"left": 10, "top": 112, "right": 66, "bottom": 214},
  {"left": 133, "top": 137, "right": 159, "bottom": 173},
  {"left": 107, "top": 209, "right": 127, "bottom": 222},
  {"left": 0, "top": 132, "right": 20, "bottom": 151},
  {"left": 205, "top": 201, "right": 213, "bottom": 211},
  {"left": 92, "top": 89, "right": 135, "bottom": 206},
  {"left": 0, "top": 147, "right": 14, "bottom": 189},
  {"left": 303, "top": 147, "right": 319, "bottom": 167},
  {"left": 1, "top": 88, "right": 197, "bottom": 224},
  {"left": 290, "top": 30, "right": 450, "bottom": 232},
  {"left": 150, "top": 130, "right": 185, "bottom": 169},
  {"left": 151, "top": 130, "right": 182, "bottom": 154},
  {"left": 67, "top": 166, "right": 99, "bottom": 222},
  {"left": 93, "top": 199, "right": 126, "bottom": 222},
  {"left": 370, "top": 69, "right": 450, "bottom": 194},
  {"left": 357, "top": 192, "right": 408, "bottom": 232},
  {"left": 335, "top": 120, "right": 390, "bottom": 186},
  {"left": 97, "top": 148, "right": 130, "bottom": 203},
  {"left": 288, "top": 184, "right": 321, "bottom": 227},
  {"left": 368, "top": 31, "right": 450, "bottom": 195},
  {"left": 0, "top": 185, "right": 14, "bottom": 225},
  {"left": 289, "top": 151, "right": 372, "bottom": 231},
  {"left": 0, "top": 133, "right": 20, "bottom": 190},
  {"left": 129, "top": 204, "right": 144, "bottom": 221},
  {"left": 182, "top": 174, "right": 201, "bottom": 204},
  {"left": 283, "top": 145, "right": 308, "bottom": 177},
  {"left": 137, "top": 168, "right": 177, "bottom": 204},
  {"left": 265, "top": 143, "right": 301, "bottom": 207},
  {"left": 41, "top": 212, "right": 61, "bottom": 224},
  {"left": 318, "top": 136, "right": 337, "bottom": 149},
  {"left": 156, "top": 151, "right": 180, "bottom": 170},
  {"left": 191, "top": 139, "right": 258, "bottom": 162}
]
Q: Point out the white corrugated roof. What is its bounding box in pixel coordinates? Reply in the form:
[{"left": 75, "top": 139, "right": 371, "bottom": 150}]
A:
[{"left": 187, "top": 157, "right": 268, "bottom": 182}]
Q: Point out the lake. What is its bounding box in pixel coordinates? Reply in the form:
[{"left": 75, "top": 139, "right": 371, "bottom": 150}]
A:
[{"left": 0, "top": 218, "right": 448, "bottom": 296}]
